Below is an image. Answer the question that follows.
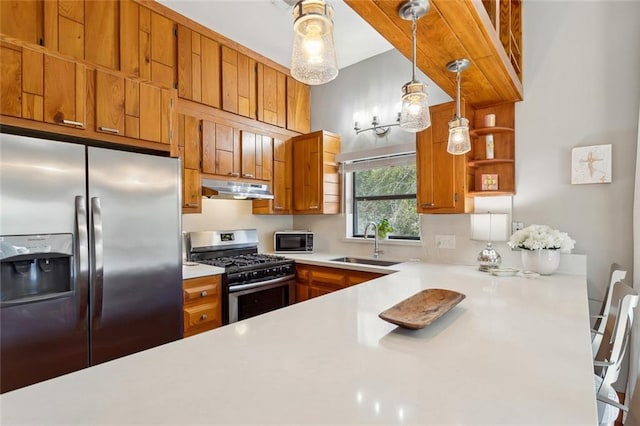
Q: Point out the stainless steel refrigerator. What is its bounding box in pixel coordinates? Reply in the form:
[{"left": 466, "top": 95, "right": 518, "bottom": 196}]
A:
[{"left": 0, "top": 132, "right": 183, "bottom": 393}]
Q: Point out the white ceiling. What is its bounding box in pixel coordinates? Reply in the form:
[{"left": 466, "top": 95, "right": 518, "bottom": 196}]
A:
[{"left": 157, "top": 0, "right": 395, "bottom": 70}]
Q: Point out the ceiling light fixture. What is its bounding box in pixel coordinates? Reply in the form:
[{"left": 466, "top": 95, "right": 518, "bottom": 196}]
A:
[
  {"left": 290, "top": 0, "right": 339, "bottom": 85},
  {"left": 446, "top": 58, "right": 472, "bottom": 155},
  {"left": 398, "top": 0, "right": 431, "bottom": 133}
]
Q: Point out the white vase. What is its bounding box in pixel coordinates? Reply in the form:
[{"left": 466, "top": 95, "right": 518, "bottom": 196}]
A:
[{"left": 520, "top": 249, "right": 560, "bottom": 275}]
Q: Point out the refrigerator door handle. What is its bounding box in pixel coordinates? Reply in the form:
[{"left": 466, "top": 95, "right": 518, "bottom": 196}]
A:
[
  {"left": 75, "top": 196, "right": 89, "bottom": 325},
  {"left": 90, "top": 197, "right": 104, "bottom": 326}
]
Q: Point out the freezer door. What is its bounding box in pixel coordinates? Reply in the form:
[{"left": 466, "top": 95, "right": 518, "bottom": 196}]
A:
[
  {"left": 87, "top": 147, "right": 182, "bottom": 364},
  {"left": 0, "top": 134, "right": 89, "bottom": 393}
]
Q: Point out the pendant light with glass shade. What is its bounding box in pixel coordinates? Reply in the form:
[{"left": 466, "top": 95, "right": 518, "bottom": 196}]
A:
[
  {"left": 398, "top": 0, "right": 431, "bottom": 133},
  {"left": 290, "top": 0, "right": 339, "bottom": 85},
  {"left": 446, "top": 58, "right": 472, "bottom": 155}
]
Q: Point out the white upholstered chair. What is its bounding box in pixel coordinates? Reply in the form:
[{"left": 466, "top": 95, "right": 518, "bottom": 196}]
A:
[
  {"left": 592, "top": 264, "right": 628, "bottom": 356},
  {"left": 593, "top": 281, "right": 639, "bottom": 425}
]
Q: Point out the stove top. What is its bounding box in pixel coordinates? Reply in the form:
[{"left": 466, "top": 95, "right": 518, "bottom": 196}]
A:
[{"left": 198, "top": 253, "right": 292, "bottom": 273}]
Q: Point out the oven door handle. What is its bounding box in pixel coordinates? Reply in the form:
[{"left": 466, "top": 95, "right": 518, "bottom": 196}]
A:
[{"left": 229, "top": 274, "right": 295, "bottom": 292}]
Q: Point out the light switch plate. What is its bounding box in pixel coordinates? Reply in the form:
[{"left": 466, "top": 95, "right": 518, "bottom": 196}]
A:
[{"left": 435, "top": 235, "right": 456, "bottom": 249}]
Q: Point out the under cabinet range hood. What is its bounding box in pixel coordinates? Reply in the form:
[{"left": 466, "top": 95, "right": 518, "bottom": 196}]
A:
[{"left": 202, "top": 178, "right": 274, "bottom": 200}]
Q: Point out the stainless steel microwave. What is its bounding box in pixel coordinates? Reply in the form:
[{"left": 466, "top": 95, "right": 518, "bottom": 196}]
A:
[{"left": 274, "top": 231, "right": 314, "bottom": 253}]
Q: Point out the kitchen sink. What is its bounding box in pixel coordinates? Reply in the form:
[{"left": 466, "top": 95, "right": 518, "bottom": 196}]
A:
[{"left": 329, "top": 257, "right": 399, "bottom": 267}]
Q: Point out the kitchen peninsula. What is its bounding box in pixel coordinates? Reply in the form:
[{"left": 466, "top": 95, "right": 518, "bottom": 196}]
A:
[{"left": 0, "top": 261, "right": 597, "bottom": 425}]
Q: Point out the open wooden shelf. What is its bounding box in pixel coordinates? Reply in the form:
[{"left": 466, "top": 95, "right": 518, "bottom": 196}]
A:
[
  {"left": 470, "top": 127, "right": 514, "bottom": 137},
  {"left": 467, "top": 103, "right": 515, "bottom": 196},
  {"left": 468, "top": 158, "right": 514, "bottom": 168}
]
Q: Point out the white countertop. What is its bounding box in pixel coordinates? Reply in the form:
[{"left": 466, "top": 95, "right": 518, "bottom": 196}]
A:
[
  {"left": 0, "top": 262, "right": 597, "bottom": 425},
  {"left": 182, "top": 262, "right": 225, "bottom": 280}
]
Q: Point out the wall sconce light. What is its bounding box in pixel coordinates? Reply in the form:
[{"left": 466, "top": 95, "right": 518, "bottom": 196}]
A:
[
  {"left": 354, "top": 113, "right": 401, "bottom": 137},
  {"left": 397, "top": 0, "right": 431, "bottom": 133},
  {"left": 446, "top": 58, "right": 472, "bottom": 155},
  {"left": 470, "top": 212, "right": 509, "bottom": 271},
  {"left": 290, "top": 0, "right": 339, "bottom": 85}
]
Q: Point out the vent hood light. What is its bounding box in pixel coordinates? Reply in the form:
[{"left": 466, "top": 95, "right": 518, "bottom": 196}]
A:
[{"left": 202, "top": 179, "right": 274, "bottom": 200}]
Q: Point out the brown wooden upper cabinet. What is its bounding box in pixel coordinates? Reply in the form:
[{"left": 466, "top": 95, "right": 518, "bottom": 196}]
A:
[
  {"left": 120, "top": 0, "right": 176, "bottom": 89},
  {"left": 286, "top": 76, "right": 311, "bottom": 134},
  {"left": 1, "top": 39, "right": 86, "bottom": 129},
  {"left": 253, "top": 137, "right": 292, "bottom": 215},
  {"left": 177, "top": 113, "right": 202, "bottom": 214},
  {"left": 257, "top": 63, "right": 286, "bottom": 128},
  {"left": 94, "top": 68, "right": 175, "bottom": 145},
  {"left": 1, "top": 1, "right": 44, "bottom": 46},
  {"left": 221, "top": 45, "right": 256, "bottom": 120},
  {"left": 177, "top": 25, "right": 220, "bottom": 108},
  {"left": 202, "top": 119, "right": 241, "bottom": 178},
  {"left": 240, "top": 131, "right": 273, "bottom": 181},
  {"left": 292, "top": 130, "right": 340, "bottom": 214},
  {"left": 416, "top": 101, "right": 471, "bottom": 214}
]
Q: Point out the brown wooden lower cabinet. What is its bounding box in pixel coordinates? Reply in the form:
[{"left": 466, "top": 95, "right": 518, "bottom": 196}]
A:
[
  {"left": 295, "top": 264, "right": 385, "bottom": 303},
  {"left": 183, "top": 275, "right": 222, "bottom": 338}
]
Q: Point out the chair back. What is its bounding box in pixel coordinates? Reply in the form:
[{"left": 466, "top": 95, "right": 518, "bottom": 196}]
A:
[
  {"left": 592, "top": 264, "right": 628, "bottom": 355},
  {"left": 594, "top": 282, "right": 639, "bottom": 391}
]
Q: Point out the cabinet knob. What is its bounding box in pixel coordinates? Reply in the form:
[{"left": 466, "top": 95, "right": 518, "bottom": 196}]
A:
[
  {"left": 200, "top": 290, "right": 208, "bottom": 297},
  {"left": 200, "top": 314, "right": 208, "bottom": 321},
  {"left": 242, "top": 174, "right": 254, "bottom": 178},
  {"left": 421, "top": 203, "right": 435, "bottom": 208},
  {"left": 228, "top": 172, "right": 240, "bottom": 177}
]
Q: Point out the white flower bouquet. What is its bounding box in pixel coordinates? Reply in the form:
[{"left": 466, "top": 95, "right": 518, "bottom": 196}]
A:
[{"left": 508, "top": 224, "right": 575, "bottom": 252}]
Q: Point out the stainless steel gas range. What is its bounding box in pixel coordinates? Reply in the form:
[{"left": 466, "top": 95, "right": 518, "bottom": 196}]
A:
[{"left": 186, "top": 229, "right": 295, "bottom": 324}]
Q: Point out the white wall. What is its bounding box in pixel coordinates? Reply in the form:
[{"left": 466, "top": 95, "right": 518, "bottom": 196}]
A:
[{"left": 517, "top": 1, "right": 640, "bottom": 305}]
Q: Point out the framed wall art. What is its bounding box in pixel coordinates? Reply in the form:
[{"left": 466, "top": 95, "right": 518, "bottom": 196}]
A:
[{"left": 571, "top": 144, "right": 612, "bottom": 184}]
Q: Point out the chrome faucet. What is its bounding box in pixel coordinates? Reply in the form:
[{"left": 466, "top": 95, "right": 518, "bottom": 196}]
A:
[{"left": 364, "top": 222, "right": 383, "bottom": 259}]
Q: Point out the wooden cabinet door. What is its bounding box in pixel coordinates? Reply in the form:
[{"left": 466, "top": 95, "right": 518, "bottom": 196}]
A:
[
  {"left": 257, "top": 63, "right": 286, "bottom": 128},
  {"left": 137, "top": 82, "right": 174, "bottom": 145},
  {"left": 416, "top": 101, "right": 467, "bottom": 213},
  {"left": 286, "top": 76, "right": 310, "bottom": 133},
  {"left": 178, "top": 113, "right": 202, "bottom": 213},
  {"left": 177, "top": 25, "right": 220, "bottom": 108},
  {"left": 0, "top": 41, "right": 25, "bottom": 118},
  {"left": 1, "top": 38, "right": 86, "bottom": 129},
  {"left": 43, "top": 0, "right": 118, "bottom": 69},
  {"left": 202, "top": 120, "right": 241, "bottom": 177},
  {"left": 240, "top": 132, "right": 273, "bottom": 181},
  {"left": 252, "top": 137, "right": 290, "bottom": 215},
  {"left": 84, "top": 1, "right": 119, "bottom": 69},
  {"left": 240, "top": 130, "right": 257, "bottom": 179},
  {"left": 44, "top": 53, "right": 86, "bottom": 128},
  {"left": 292, "top": 132, "right": 322, "bottom": 213},
  {"left": 95, "top": 69, "right": 125, "bottom": 136},
  {"left": 258, "top": 135, "right": 273, "bottom": 182},
  {"left": 221, "top": 45, "right": 256, "bottom": 119},
  {"left": 1, "top": 1, "right": 44, "bottom": 46},
  {"left": 119, "top": 2, "right": 176, "bottom": 89},
  {"left": 272, "top": 138, "right": 292, "bottom": 213}
]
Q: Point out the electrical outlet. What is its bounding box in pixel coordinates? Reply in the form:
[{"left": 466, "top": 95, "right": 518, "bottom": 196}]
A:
[
  {"left": 435, "top": 235, "right": 456, "bottom": 249},
  {"left": 512, "top": 222, "right": 524, "bottom": 233}
]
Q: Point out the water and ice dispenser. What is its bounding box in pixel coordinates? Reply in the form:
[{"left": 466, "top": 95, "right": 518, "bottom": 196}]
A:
[{"left": 0, "top": 234, "right": 74, "bottom": 305}]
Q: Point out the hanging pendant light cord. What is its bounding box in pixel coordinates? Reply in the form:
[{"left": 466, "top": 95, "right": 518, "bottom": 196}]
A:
[
  {"left": 411, "top": 16, "right": 417, "bottom": 82},
  {"left": 455, "top": 69, "right": 461, "bottom": 119}
]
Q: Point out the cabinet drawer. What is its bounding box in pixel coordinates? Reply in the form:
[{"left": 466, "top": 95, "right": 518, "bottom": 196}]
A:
[
  {"left": 183, "top": 282, "right": 219, "bottom": 303},
  {"left": 183, "top": 303, "right": 220, "bottom": 332}
]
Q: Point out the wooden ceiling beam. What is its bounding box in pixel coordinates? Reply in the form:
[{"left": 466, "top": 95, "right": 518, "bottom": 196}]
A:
[{"left": 344, "top": 0, "right": 523, "bottom": 108}]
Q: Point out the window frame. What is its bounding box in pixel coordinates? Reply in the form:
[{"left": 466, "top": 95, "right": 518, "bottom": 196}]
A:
[{"left": 351, "top": 169, "right": 420, "bottom": 241}]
